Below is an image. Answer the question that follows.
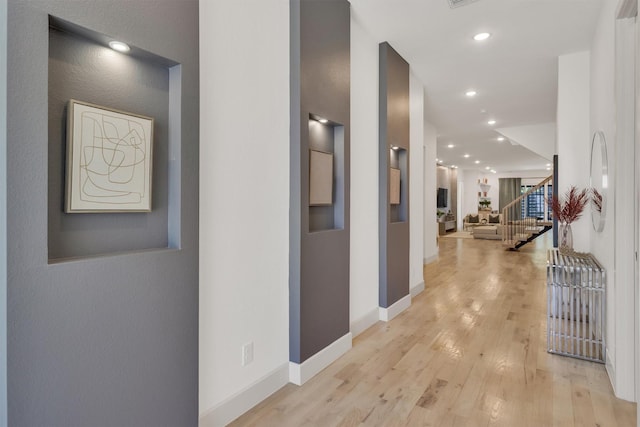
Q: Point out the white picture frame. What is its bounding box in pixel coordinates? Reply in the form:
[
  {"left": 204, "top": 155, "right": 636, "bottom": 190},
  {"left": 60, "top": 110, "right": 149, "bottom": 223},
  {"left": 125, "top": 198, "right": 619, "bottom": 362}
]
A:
[
  {"left": 309, "top": 149, "right": 333, "bottom": 206},
  {"left": 65, "top": 100, "right": 154, "bottom": 213}
]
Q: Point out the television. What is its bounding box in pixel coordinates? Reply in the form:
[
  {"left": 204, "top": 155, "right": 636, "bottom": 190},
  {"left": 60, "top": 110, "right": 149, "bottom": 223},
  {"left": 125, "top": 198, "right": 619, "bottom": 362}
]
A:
[{"left": 437, "top": 188, "right": 447, "bottom": 208}]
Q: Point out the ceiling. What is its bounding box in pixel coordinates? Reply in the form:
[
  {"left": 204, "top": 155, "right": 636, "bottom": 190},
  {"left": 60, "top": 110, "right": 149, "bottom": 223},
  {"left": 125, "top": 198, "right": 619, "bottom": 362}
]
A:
[{"left": 349, "top": 0, "right": 603, "bottom": 173}]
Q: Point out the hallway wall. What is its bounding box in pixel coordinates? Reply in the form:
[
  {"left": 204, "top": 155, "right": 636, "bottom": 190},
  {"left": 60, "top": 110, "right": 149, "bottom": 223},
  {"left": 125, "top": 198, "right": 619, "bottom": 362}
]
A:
[
  {"left": 589, "top": 0, "right": 635, "bottom": 401},
  {"left": 423, "top": 120, "right": 438, "bottom": 264},
  {"left": 199, "top": 1, "right": 291, "bottom": 424},
  {"left": 557, "top": 51, "right": 591, "bottom": 251},
  {"left": 409, "top": 70, "right": 425, "bottom": 293},
  {"left": 350, "top": 14, "right": 380, "bottom": 335}
]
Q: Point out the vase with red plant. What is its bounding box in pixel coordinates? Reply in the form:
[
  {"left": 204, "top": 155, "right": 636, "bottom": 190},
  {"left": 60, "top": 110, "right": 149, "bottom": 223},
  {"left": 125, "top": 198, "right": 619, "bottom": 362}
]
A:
[{"left": 550, "top": 186, "right": 589, "bottom": 250}]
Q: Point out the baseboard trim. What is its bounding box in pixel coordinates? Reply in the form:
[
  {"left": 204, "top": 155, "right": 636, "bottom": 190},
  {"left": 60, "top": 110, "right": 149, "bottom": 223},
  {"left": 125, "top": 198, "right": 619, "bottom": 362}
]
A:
[
  {"left": 410, "top": 281, "right": 425, "bottom": 297},
  {"left": 424, "top": 254, "right": 438, "bottom": 265},
  {"left": 351, "top": 308, "right": 379, "bottom": 338},
  {"left": 605, "top": 347, "right": 615, "bottom": 394},
  {"left": 198, "top": 363, "right": 289, "bottom": 427},
  {"left": 379, "top": 294, "right": 411, "bottom": 322},
  {"left": 289, "top": 332, "right": 352, "bottom": 386}
]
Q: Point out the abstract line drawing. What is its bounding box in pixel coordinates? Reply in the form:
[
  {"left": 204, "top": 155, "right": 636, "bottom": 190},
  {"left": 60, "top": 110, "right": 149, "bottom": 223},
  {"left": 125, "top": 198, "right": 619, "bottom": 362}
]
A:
[{"left": 66, "top": 100, "right": 154, "bottom": 213}]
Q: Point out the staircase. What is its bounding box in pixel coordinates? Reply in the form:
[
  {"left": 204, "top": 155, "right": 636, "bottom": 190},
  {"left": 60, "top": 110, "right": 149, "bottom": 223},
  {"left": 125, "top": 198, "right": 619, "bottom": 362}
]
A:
[{"left": 502, "top": 175, "right": 553, "bottom": 250}]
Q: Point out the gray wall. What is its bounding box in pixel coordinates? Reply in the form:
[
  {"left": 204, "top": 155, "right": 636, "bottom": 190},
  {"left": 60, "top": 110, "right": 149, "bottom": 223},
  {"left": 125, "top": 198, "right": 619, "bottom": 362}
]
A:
[
  {"left": 379, "top": 42, "right": 410, "bottom": 308},
  {"left": 7, "top": 1, "right": 198, "bottom": 426},
  {"left": 0, "top": 0, "right": 7, "bottom": 424},
  {"left": 290, "top": 0, "right": 351, "bottom": 363}
]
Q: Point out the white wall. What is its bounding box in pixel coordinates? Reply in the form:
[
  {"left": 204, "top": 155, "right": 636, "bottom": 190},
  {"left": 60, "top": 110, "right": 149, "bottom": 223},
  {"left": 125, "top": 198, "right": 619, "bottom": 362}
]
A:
[
  {"left": 199, "top": 1, "right": 290, "bottom": 424},
  {"left": 589, "top": 0, "right": 635, "bottom": 401},
  {"left": 409, "top": 71, "right": 425, "bottom": 292},
  {"left": 349, "top": 15, "right": 380, "bottom": 336},
  {"left": 557, "top": 51, "right": 591, "bottom": 252},
  {"left": 0, "top": 0, "right": 7, "bottom": 424},
  {"left": 423, "top": 120, "right": 438, "bottom": 264}
]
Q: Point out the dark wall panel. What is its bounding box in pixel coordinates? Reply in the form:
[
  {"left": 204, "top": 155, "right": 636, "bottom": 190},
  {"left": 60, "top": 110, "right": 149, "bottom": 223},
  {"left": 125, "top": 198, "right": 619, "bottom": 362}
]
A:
[
  {"left": 290, "top": 0, "right": 350, "bottom": 363},
  {"left": 379, "top": 42, "right": 410, "bottom": 308},
  {"left": 7, "top": 1, "right": 198, "bottom": 426}
]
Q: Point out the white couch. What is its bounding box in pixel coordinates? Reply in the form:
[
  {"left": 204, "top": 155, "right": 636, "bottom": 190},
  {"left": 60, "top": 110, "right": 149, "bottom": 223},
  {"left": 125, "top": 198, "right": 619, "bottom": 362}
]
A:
[{"left": 463, "top": 212, "right": 502, "bottom": 231}]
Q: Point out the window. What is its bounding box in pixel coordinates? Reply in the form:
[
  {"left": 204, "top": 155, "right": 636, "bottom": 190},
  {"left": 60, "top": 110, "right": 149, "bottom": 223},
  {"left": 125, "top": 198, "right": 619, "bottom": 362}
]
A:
[{"left": 520, "top": 183, "right": 552, "bottom": 220}]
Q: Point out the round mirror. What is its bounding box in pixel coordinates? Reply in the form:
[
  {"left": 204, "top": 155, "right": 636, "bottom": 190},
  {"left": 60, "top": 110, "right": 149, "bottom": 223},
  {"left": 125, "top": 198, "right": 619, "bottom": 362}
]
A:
[{"left": 590, "top": 131, "right": 608, "bottom": 232}]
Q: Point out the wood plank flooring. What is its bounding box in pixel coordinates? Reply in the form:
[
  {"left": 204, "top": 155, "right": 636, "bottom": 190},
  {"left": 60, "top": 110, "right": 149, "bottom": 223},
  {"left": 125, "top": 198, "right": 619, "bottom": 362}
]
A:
[{"left": 230, "top": 235, "right": 636, "bottom": 426}]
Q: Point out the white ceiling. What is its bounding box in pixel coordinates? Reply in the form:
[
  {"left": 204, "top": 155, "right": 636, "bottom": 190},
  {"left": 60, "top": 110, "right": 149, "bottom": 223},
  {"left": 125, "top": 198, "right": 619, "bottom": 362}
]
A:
[{"left": 349, "top": 0, "right": 602, "bottom": 173}]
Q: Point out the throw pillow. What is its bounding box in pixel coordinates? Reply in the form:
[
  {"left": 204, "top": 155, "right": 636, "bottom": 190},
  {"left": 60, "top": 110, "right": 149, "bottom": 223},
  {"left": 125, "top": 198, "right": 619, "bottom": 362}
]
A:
[
  {"left": 468, "top": 214, "right": 479, "bottom": 224},
  {"left": 489, "top": 214, "right": 500, "bottom": 224}
]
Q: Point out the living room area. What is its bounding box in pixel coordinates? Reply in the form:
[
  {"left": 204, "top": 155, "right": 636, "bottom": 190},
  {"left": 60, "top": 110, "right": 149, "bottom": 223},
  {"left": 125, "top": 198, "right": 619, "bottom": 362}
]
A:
[{"left": 437, "top": 164, "right": 554, "bottom": 244}]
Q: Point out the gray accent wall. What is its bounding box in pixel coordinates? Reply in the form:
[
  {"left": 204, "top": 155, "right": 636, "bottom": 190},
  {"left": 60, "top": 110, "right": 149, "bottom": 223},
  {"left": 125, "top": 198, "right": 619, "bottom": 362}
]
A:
[
  {"left": 379, "top": 42, "right": 410, "bottom": 308},
  {"left": 290, "top": 0, "right": 351, "bottom": 364},
  {"left": 7, "top": 1, "right": 198, "bottom": 426},
  {"left": 0, "top": 0, "right": 7, "bottom": 424}
]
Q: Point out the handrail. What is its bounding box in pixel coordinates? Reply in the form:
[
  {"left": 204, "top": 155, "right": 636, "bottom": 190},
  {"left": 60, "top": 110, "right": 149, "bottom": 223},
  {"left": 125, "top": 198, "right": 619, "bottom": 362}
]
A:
[{"left": 502, "top": 175, "right": 553, "bottom": 247}]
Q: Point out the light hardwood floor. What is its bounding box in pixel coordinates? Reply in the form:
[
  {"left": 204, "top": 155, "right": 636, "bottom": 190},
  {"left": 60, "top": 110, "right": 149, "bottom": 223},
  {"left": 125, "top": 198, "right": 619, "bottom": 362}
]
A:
[{"left": 231, "top": 235, "right": 636, "bottom": 426}]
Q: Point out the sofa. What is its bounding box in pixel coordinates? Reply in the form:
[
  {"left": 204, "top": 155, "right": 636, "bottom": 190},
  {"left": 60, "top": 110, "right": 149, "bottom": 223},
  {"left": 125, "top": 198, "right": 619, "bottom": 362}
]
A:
[
  {"left": 462, "top": 213, "right": 504, "bottom": 240},
  {"left": 463, "top": 212, "right": 502, "bottom": 230}
]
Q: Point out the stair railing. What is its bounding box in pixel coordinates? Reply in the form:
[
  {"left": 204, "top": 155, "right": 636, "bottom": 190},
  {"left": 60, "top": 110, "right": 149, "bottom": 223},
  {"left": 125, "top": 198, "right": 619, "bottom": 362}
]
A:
[{"left": 502, "top": 175, "right": 553, "bottom": 247}]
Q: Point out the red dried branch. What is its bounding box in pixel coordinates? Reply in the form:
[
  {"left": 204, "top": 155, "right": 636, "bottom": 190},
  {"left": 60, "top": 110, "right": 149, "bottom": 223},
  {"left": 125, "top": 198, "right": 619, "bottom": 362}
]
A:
[
  {"left": 591, "top": 188, "right": 602, "bottom": 213},
  {"left": 549, "top": 186, "right": 589, "bottom": 224}
]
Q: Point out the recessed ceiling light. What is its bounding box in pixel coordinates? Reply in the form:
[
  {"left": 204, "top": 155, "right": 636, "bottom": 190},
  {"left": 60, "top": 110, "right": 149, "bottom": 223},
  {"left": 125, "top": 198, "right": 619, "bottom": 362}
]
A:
[
  {"left": 475, "top": 160, "right": 480, "bottom": 164},
  {"left": 490, "top": 170, "right": 497, "bottom": 173},
  {"left": 463, "top": 154, "right": 470, "bottom": 158},
  {"left": 438, "top": 159, "right": 443, "bottom": 163},
  {"left": 447, "top": 144, "right": 454, "bottom": 148},
  {"left": 318, "top": 118, "right": 328, "bottom": 124},
  {"left": 451, "top": 165, "right": 458, "bottom": 169},
  {"left": 108, "top": 41, "right": 130, "bottom": 53},
  {"left": 485, "top": 166, "right": 491, "bottom": 170},
  {"left": 465, "top": 90, "right": 477, "bottom": 97},
  {"left": 473, "top": 32, "right": 491, "bottom": 41},
  {"left": 497, "top": 137, "right": 505, "bottom": 141},
  {"left": 487, "top": 120, "right": 496, "bottom": 125},
  {"left": 546, "top": 163, "right": 552, "bottom": 167},
  {"left": 546, "top": 167, "right": 551, "bottom": 171},
  {"left": 391, "top": 146, "right": 399, "bottom": 150}
]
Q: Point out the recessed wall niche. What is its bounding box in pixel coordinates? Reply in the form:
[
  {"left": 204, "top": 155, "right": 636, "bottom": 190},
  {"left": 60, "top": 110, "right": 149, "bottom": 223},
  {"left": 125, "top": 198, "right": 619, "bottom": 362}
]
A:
[
  {"left": 389, "top": 147, "right": 407, "bottom": 223},
  {"left": 47, "top": 17, "right": 182, "bottom": 261},
  {"left": 308, "top": 115, "right": 345, "bottom": 233}
]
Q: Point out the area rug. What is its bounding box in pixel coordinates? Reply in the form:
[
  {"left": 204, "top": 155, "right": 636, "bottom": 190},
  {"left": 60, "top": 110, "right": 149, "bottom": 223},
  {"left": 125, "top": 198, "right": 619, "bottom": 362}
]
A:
[{"left": 440, "top": 231, "right": 473, "bottom": 239}]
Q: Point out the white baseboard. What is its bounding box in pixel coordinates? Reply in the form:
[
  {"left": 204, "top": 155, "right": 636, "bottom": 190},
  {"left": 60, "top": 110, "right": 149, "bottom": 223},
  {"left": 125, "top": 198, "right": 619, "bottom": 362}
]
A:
[
  {"left": 605, "top": 347, "right": 615, "bottom": 395},
  {"left": 411, "top": 281, "right": 425, "bottom": 297},
  {"left": 379, "top": 294, "right": 411, "bottom": 322},
  {"left": 289, "top": 332, "right": 352, "bottom": 386},
  {"left": 199, "top": 363, "right": 289, "bottom": 427},
  {"left": 351, "top": 308, "right": 379, "bottom": 338},
  {"left": 424, "top": 254, "right": 438, "bottom": 265}
]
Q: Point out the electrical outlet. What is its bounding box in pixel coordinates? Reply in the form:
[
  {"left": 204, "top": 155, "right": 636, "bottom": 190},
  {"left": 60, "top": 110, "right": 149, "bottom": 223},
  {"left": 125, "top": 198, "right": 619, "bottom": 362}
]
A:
[{"left": 241, "top": 342, "right": 254, "bottom": 366}]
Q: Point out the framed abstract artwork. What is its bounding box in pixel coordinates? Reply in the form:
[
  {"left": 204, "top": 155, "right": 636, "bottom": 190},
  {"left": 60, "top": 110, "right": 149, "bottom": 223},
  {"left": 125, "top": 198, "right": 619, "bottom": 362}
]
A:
[
  {"left": 309, "top": 149, "right": 333, "bottom": 206},
  {"left": 390, "top": 167, "right": 401, "bottom": 205},
  {"left": 65, "top": 100, "right": 154, "bottom": 213}
]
